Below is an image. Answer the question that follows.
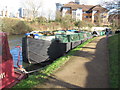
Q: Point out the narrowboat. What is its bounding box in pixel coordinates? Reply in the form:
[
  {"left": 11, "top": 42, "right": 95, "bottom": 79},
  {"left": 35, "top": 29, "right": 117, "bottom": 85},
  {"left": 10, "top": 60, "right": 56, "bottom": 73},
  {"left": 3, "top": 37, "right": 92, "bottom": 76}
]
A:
[
  {"left": 22, "top": 30, "right": 93, "bottom": 64},
  {"left": 0, "top": 32, "right": 27, "bottom": 89}
]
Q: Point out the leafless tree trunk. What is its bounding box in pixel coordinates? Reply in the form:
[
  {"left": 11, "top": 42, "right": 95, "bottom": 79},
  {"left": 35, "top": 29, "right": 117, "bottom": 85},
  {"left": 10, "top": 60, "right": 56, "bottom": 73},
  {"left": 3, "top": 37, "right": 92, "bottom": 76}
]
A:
[
  {"left": 47, "top": 9, "right": 53, "bottom": 21},
  {"left": 55, "top": 11, "right": 62, "bottom": 22},
  {"left": 22, "top": 0, "right": 43, "bottom": 19}
]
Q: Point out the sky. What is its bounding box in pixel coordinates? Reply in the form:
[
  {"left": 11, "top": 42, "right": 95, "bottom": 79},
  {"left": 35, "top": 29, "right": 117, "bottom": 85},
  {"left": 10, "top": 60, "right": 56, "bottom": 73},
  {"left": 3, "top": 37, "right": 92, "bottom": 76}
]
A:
[{"left": 0, "top": 0, "right": 113, "bottom": 18}]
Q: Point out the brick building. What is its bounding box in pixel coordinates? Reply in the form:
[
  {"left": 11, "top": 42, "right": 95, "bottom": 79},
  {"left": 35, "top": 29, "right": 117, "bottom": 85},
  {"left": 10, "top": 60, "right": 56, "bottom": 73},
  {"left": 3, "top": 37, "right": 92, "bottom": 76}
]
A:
[
  {"left": 108, "top": 10, "right": 120, "bottom": 28},
  {"left": 59, "top": 1, "right": 109, "bottom": 26}
]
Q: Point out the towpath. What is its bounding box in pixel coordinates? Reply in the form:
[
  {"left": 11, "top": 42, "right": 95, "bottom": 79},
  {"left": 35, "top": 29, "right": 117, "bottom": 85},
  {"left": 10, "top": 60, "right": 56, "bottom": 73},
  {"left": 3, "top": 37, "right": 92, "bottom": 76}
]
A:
[{"left": 35, "top": 36, "right": 109, "bottom": 88}]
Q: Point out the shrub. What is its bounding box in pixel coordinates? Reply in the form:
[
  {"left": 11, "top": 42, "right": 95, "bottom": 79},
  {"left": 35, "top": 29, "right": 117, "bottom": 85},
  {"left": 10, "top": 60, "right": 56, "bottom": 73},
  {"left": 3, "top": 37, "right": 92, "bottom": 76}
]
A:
[
  {"left": 1, "top": 18, "right": 32, "bottom": 35},
  {"left": 12, "top": 21, "right": 32, "bottom": 34}
]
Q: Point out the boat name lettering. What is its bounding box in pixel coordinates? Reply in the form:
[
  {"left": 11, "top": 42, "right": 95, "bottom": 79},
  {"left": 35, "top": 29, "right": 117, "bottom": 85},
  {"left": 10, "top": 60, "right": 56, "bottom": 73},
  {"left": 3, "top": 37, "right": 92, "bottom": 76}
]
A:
[{"left": 0, "top": 72, "right": 5, "bottom": 79}]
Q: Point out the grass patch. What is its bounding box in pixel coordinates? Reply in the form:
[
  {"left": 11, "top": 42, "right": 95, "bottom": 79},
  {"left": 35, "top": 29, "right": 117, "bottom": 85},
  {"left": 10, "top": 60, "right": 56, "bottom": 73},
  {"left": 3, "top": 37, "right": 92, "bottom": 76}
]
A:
[
  {"left": 13, "top": 38, "right": 95, "bottom": 88},
  {"left": 108, "top": 34, "right": 120, "bottom": 88}
]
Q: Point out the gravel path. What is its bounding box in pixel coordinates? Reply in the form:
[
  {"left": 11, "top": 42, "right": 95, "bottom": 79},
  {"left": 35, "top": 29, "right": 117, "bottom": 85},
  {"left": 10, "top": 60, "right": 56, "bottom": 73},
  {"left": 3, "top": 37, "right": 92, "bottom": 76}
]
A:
[{"left": 35, "top": 36, "right": 109, "bottom": 88}]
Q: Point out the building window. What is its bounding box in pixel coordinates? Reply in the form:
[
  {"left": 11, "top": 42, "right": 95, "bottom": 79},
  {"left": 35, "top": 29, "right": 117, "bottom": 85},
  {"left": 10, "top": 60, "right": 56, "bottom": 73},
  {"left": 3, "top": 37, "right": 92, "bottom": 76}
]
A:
[
  {"left": 84, "top": 16, "right": 88, "bottom": 18},
  {"left": 94, "top": 15, "right": 97, "bottom": 17},
  {"left": 94, "top": 20, "right": 96, "bottom": 22},
  {"left": 77, "top": 14, "right": 80, "bottom": 16},
  {"left": 83, "top": 11, "right": 86, "bottom": 13},
  {"left": 101, "top": 15, "right": 106, "bottom": 18},
  {"left": 103, "top": 16, "right": 106, "bottom": 18},
  {"left": 86, "top": 11, "right": 91, "bottom": 13},
  {"left": 63, "top": 7, "right": 70, "bottom": 10},
  {"left": 72, "top": 12, "right": 76, "bottom": 15}
]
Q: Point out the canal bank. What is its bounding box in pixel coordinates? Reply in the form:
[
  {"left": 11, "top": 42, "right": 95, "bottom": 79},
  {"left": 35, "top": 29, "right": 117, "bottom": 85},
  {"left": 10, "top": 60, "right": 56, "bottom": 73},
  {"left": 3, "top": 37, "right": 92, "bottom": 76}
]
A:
[
  {"left": 34, "top": 36, "right": 109, "bottom": 88},
  {"left": 13, "top": 37, "right": 95, "bottom": 88}
]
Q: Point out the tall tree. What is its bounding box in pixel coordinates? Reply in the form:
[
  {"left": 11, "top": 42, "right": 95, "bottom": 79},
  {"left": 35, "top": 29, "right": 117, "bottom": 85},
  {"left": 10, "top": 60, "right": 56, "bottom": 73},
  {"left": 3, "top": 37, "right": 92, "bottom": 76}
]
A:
[
  {"left": 100, "top": 0, "right": 120, "bottom": 30},
  {"left": 55, "top": 11, "right": 62, "bottom": 22},
  {"left": 60, "top": 15, "right": 75, "bottom": 30},
  {"left": 100, "top": 0, "right": 119, "bottom": 10},
  {"left": 47, "top": 9, "right": 53, "bottom": 21},
  {"left": 23, "top": 0, "right": 43, "bottom": 19}
]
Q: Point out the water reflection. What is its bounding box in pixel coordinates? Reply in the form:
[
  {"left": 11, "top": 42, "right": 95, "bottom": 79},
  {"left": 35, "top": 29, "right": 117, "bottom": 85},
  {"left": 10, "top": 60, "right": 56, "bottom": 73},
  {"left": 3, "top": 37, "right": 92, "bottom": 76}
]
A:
[{"left": 8, "top": 34, "right": 24, "bottom": 49}]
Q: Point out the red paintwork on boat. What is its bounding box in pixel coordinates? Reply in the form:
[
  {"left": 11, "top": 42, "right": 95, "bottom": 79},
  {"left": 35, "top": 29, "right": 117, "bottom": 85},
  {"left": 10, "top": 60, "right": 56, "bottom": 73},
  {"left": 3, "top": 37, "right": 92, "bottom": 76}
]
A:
[{"left": 0, "top": 32, "right": 26, "bottom": 89}]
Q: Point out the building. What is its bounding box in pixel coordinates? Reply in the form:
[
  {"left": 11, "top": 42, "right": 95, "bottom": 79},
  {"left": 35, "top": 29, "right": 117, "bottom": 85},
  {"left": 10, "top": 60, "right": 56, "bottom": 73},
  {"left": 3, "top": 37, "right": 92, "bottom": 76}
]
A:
[
  {"left": 59, "top": 1, "right": 109, "bottom": 26},
  {"left": 18, "top": 8, "right": 29, "bottom": 18},
  {"left": 56, "top": 3, "right": 63, "bottom": 11},
  {"left": 108, "top": 9, "right": 120, "bottom": 28},
  {"left": 0, "top": 6, "right": 9, "bottom": 18},
  {"left": 18, "top": 8, "right": 24, "bottom": 18},
  {"left": 18, "top": 8, "right": 34, "bottom": 19}
]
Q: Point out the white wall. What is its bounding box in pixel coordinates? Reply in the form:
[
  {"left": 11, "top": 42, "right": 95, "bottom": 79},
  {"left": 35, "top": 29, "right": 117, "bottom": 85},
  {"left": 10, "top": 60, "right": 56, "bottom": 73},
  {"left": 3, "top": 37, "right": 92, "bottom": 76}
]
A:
[
  {"left": 92, "top": 10, "right": 97, "bottom": 23},
  {"left": 72, "top": 10, "right": 76, "bottom": 19},
  {"left": 76, "top": 8, "right": 82, "bottom": 21}
]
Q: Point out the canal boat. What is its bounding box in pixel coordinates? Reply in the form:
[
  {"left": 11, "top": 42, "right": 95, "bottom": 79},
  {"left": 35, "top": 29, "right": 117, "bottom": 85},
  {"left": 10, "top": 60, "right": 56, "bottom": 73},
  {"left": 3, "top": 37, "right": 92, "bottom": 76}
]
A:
[
  {"left": 0, "top": 32, "right": 27, "bottom": 89},
  {"left": 22, "top": 30, "right": 93, "bottom": 64}
]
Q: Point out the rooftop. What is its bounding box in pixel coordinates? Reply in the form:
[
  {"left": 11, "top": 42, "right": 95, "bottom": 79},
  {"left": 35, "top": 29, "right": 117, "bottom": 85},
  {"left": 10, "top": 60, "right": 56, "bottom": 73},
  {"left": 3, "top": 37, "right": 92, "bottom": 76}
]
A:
[{"left": 62, "top": 2, "right": 108, "bottom": 12}]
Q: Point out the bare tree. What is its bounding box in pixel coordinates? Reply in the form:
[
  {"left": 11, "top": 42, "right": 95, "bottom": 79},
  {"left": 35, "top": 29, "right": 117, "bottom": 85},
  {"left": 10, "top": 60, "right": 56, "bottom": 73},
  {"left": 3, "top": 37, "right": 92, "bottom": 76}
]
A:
[
  {"left": 22, "top": 0, "right": 43, "bottom": 19},
  {"left": 60, "top": 15, "right": 75, "bottom": 30},
  {"left": 47, "top": 9, "right": 52, "bottom": 21},
  {"left": 100, "top": 0, "right": 120, "bottom": 29},
  {"left": 100, "top": 0, "right": 120, "bottom": 10},
  {"left": 55, "top": 11, "right": 62, "bottom": 22}
]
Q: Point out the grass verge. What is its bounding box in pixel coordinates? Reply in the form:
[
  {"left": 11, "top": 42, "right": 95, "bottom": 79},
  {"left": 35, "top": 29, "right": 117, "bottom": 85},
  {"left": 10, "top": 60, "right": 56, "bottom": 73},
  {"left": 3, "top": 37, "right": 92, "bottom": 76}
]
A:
[
  {"left": 13, "top": 38, "right": 95, "bottom": 88},
  {"left": 108, "top": 34, "right": 120, "bottom": 88}
]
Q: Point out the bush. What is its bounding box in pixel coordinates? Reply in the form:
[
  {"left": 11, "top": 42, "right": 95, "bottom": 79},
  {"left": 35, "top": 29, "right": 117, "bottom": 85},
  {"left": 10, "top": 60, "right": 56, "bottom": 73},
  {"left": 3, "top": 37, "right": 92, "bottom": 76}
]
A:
[
  {"left": 1, "top": 18, "right": 32, "bottom": 35},
  {"left": 12, "top": 21, "right": 32, "bottom": 34},
  {"left": 75, "top": 20, "right": 95, "bottom": 29},
  {"left": 32, "top": 16, "right": 47, "bottom": 24},
  {"left": 60, "top": 15, "right": 75, "bottom": 30}
]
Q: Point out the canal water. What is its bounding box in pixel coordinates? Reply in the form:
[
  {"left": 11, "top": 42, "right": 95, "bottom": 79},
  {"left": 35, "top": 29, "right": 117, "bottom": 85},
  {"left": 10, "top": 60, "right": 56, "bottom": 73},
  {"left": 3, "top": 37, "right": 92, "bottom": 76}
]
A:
[
  {"left": 8, "top": 34, "right": 24, "bottom": 49},
  {"left": 8, "top": 34, "right": 44, "bottom": 70},
  {"left": 8, "top": 34, "right": 24, "bottom": 68}
]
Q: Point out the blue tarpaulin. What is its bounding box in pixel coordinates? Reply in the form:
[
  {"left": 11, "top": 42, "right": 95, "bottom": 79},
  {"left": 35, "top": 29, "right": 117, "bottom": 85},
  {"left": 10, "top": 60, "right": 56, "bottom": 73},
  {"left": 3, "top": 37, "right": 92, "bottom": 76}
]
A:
[
  {"left": 67, "top": 30, "right": 77, "bottom": 32},
  {"left": 10, "top": 47, "right": 22, "bottom": 68}
]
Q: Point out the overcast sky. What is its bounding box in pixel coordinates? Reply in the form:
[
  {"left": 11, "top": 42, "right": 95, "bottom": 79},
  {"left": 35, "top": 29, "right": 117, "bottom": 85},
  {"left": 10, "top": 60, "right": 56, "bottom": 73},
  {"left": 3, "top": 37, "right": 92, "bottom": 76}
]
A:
[
  {"left": 0, "top": 0, "right": 113, "bottom": 18},
  {"left": 0, "top": 0, "right": 113, "bottom": 11}
]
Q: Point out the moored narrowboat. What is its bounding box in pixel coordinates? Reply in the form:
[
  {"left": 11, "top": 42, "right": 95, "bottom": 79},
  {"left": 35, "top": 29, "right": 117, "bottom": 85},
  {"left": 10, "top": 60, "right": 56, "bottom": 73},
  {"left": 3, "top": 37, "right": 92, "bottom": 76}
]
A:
[
  {"left": 0, "top": 32, "right": 27, "bottom": 89},
  {"left": 22, "top": 30, "right": 93, "bottom": 64}
]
